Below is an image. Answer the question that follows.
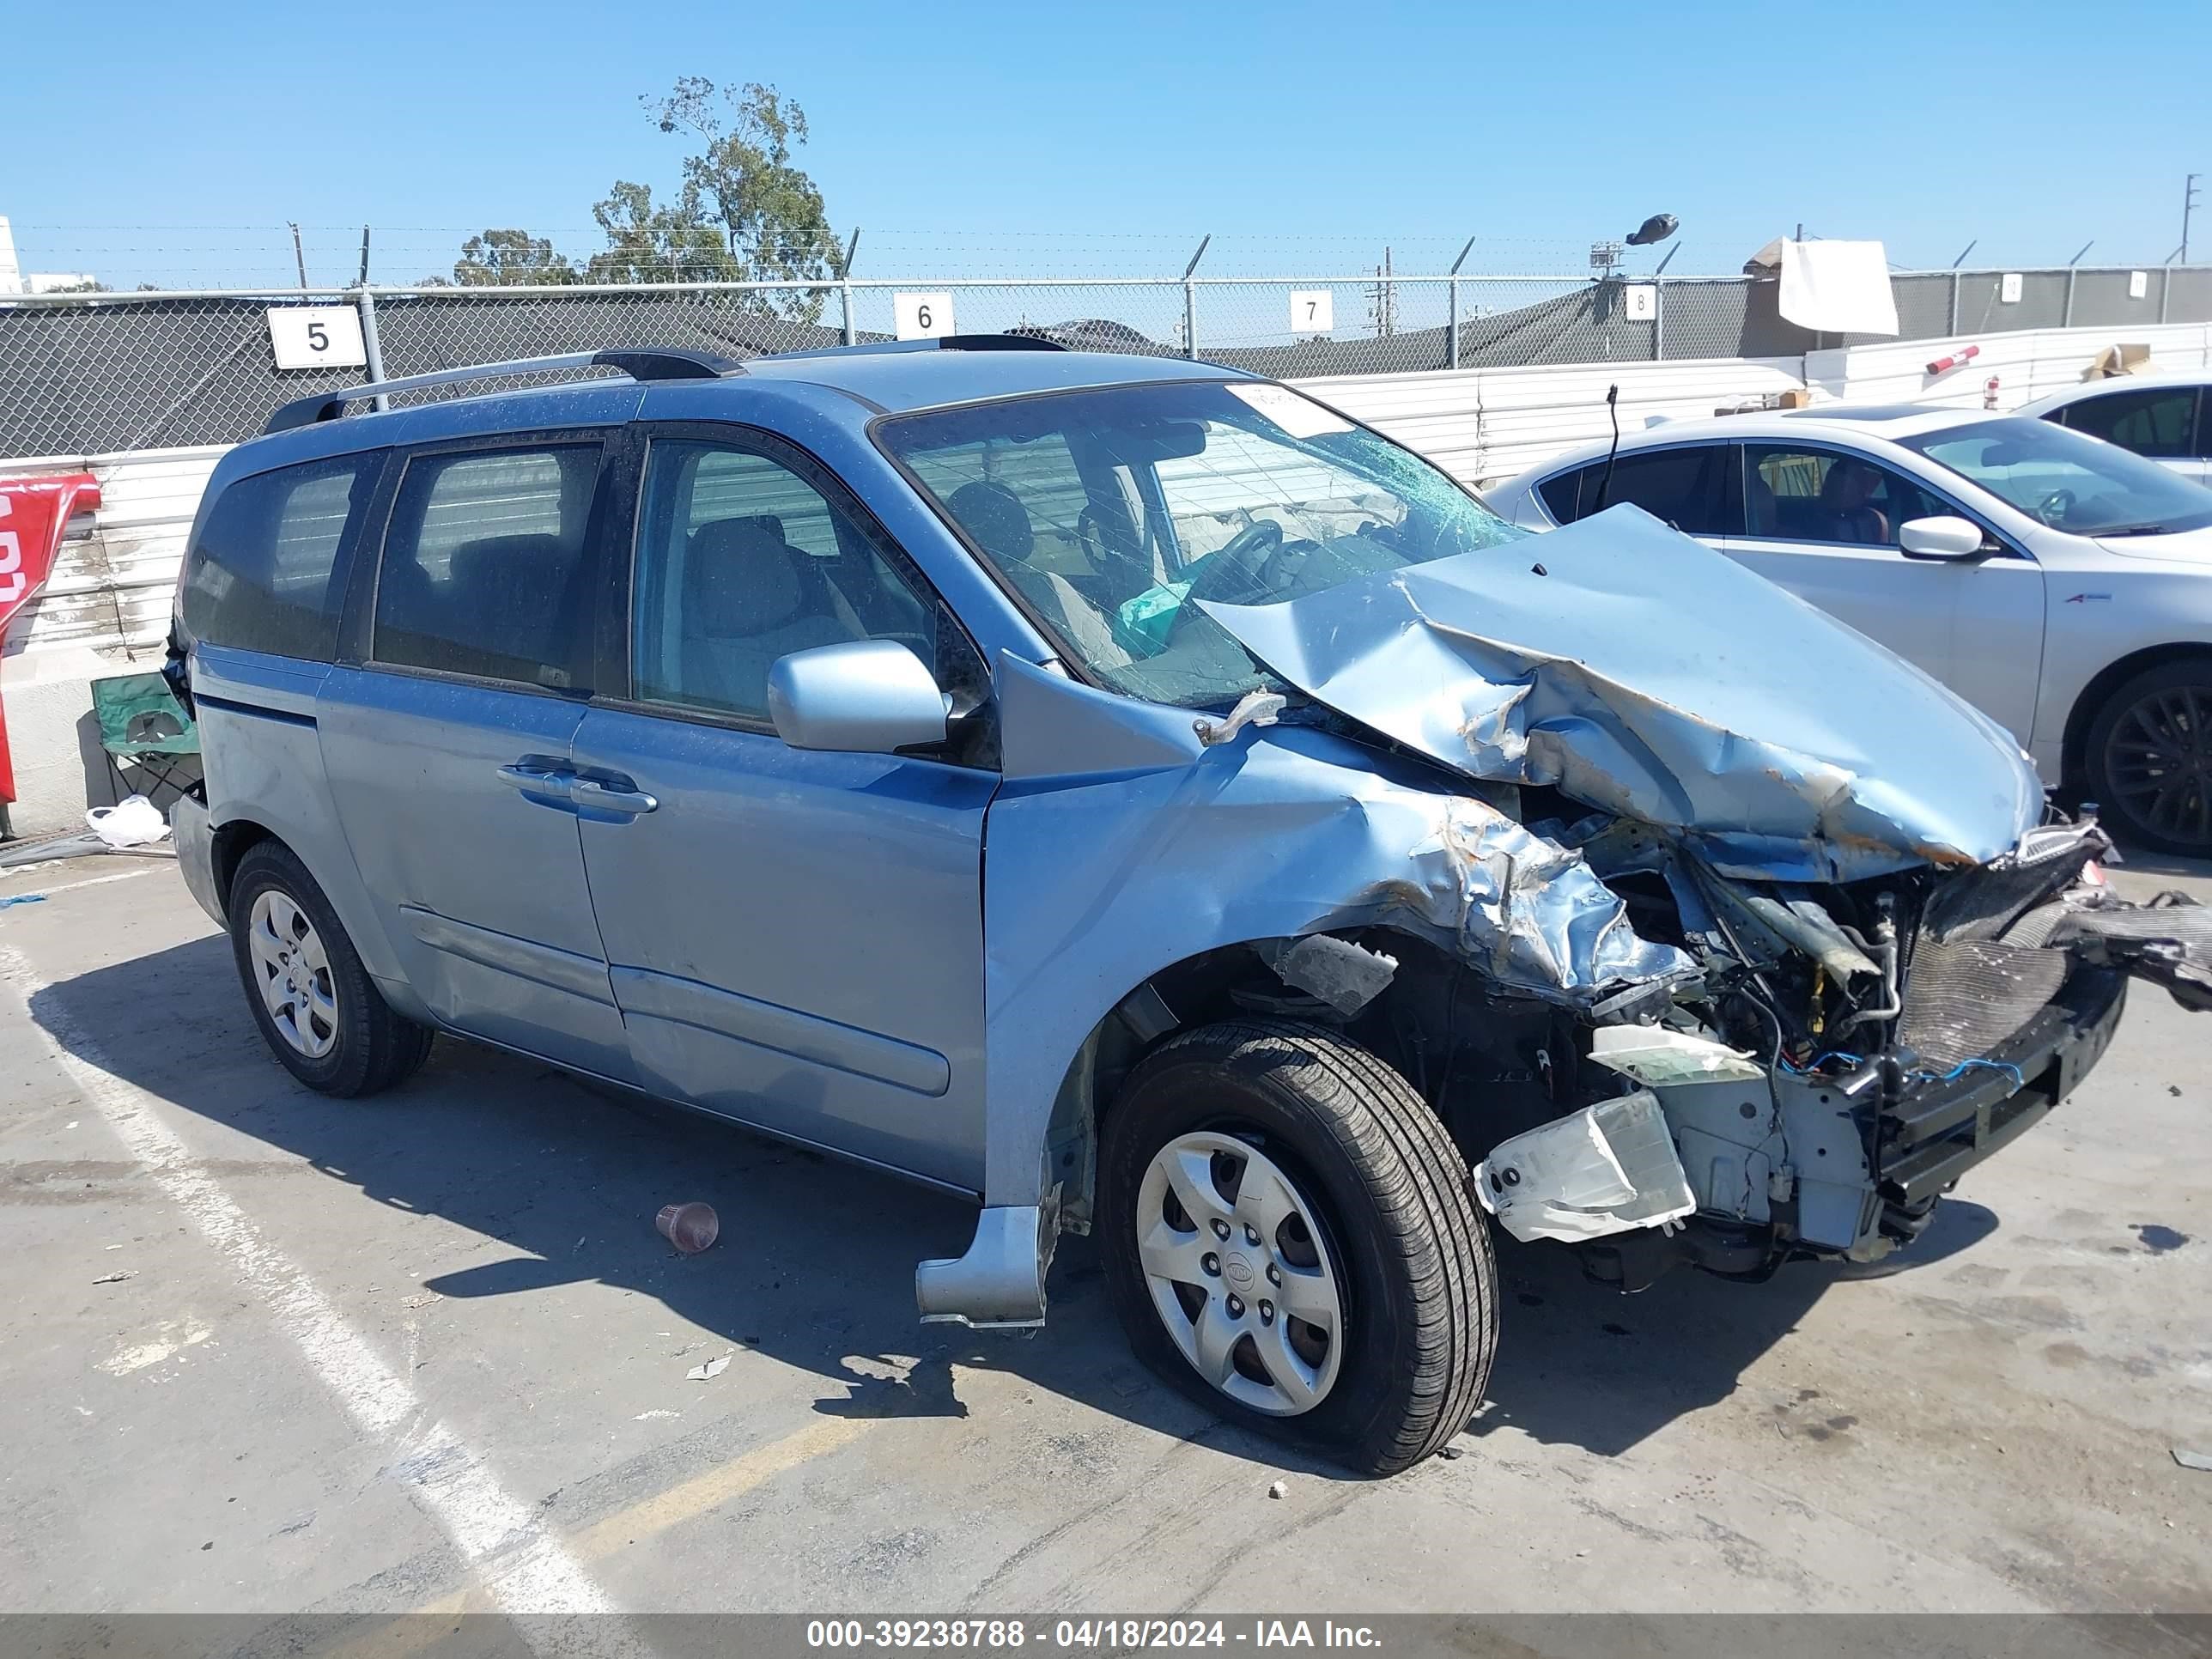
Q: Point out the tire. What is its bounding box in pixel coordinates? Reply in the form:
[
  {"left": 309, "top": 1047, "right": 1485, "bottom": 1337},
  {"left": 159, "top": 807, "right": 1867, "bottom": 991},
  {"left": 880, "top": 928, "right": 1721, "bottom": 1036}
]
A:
[
  {"left": 227, "top": 842, "right": 434, "bottom": 1097},
  {"left": 2085, "top": 659, "right": 2212, "bottom": 857},
  {"left": 1097, "top": 1018, "right": 1496, "bottom": 1475}
]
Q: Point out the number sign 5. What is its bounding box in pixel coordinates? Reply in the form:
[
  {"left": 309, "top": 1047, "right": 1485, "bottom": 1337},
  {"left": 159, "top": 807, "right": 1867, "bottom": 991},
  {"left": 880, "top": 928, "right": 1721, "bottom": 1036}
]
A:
[{"left": 266, "top": 306, "right": 368, "bottom": 372}]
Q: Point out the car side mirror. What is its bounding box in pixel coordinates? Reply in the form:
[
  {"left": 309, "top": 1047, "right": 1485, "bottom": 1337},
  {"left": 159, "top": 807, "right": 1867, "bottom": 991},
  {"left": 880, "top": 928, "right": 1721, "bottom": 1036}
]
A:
[
  {"left": 1898, "top": 515, "right": 1988, "bottom": 559},
  {"left": 767, "top": 640, "right": 949, "bottom": 754}
]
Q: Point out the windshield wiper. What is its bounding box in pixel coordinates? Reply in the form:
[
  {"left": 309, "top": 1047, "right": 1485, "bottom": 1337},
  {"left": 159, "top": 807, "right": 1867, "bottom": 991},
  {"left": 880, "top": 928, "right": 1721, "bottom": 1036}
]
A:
[{"left": 2095, "top": 523, "right": 2175, "bottom": 537}]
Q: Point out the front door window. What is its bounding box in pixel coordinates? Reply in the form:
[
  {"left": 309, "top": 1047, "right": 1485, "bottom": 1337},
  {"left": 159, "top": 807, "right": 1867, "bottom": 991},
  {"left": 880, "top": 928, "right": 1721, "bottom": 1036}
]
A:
[{"left": 1741, "top": 446, "right": 1942, "bottom": 546}]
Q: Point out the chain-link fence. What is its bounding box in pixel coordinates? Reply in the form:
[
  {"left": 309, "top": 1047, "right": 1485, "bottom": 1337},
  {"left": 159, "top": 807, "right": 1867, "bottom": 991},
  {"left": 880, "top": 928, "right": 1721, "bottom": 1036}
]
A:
[{"left": 6, "top": 266, "right": 2209, "bottom": 457}]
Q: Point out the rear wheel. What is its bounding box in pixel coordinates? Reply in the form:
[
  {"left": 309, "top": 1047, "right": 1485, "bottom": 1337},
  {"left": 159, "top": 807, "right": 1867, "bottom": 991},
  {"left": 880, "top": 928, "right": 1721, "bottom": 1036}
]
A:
[
  {"left": 2086, "top": 659, "right": 2212, "bottom": 856},
  {"left": 227, "top": 842, "right": 434, "bottom": 1097},
  {"left": 1098, "top": 1018, "right": 1496, "bottom": 1474}
]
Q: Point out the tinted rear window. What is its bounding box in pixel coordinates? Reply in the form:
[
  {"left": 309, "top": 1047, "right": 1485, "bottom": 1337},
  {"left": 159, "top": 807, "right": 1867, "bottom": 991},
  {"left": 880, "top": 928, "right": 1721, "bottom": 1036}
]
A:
[
  {"left": 1555, "top": 447, "right": 1730, "bottom": 535},
  {"left": 180, "top": 454, "right": 379, "bottom": 660},
  {"left": 2059, "top": 386, "right": 2199, "bottom": 459},
  {"left": 372, "top": 445, "right": 603, "bottom": 690}
]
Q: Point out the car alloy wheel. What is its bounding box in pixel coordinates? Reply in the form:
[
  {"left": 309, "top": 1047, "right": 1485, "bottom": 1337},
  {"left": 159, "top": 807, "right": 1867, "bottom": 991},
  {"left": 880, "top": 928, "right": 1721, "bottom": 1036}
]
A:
[
  {"left": 2103, "top": 682, "right": 2212, "bottom": 850},
  {"left": 246, "top": 889, "right": 341, "bottom": 1060},
  {"left": 1133, "top": 1128, "right": 1345, "bottom": 1416}
]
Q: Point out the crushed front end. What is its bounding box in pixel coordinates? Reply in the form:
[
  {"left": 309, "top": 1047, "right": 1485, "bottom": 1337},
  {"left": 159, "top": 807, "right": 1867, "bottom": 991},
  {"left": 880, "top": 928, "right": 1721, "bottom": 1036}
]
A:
[
  {"left": 1470, "top": 814, "right": 2180, "bottom": 1285},
  {"left": 1195, "top": 509, "right": 2210, "bottom": 1285}
]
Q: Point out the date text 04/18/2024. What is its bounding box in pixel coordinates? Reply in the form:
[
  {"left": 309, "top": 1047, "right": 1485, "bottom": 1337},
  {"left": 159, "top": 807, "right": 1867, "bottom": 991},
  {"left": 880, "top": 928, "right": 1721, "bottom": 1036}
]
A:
[{"left": 804, "top": 1620, "right": 1383, "bottom": 1649}]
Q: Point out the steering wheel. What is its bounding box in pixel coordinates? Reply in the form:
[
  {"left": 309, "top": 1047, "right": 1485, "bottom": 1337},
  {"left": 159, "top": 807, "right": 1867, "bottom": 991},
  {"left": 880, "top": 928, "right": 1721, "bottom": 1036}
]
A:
[
  {"left": 1194, "top": 520, "right": 1288, "bottom": 600},
  {"left": 2034, "top": 487, "right": 2077, "bottom": 527},
  {"left": 1169, "top": 520, "right": 1288, "bottom": 639}
]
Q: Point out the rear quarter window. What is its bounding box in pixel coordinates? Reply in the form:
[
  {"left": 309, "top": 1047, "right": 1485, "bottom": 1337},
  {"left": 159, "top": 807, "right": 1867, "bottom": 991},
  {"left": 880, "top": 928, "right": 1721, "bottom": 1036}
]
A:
[
  {"left": 1547, "top": 447, "right": 1731, "bottom": 535},
  {"left": 179, "top": 453, "right": 380, "bottom": 660},
  {"left": 1536, "top": 469, "right": 1582, "bottom": 523}
]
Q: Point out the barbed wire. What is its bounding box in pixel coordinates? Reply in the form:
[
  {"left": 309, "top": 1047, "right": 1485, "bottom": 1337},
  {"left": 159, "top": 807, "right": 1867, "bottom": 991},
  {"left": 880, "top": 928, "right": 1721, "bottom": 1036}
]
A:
[
  {"left": 13, "top": 223, "right": 2189, "bottom": 297},
  {"left": 8, "top": 225, "right": 1608, "bottom": 290}
]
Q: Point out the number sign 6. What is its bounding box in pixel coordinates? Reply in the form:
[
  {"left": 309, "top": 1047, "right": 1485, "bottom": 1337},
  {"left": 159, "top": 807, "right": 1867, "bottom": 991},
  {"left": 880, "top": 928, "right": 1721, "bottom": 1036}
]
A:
[{"left": 894, "top": 292, "right": 955, "bottom": 342}]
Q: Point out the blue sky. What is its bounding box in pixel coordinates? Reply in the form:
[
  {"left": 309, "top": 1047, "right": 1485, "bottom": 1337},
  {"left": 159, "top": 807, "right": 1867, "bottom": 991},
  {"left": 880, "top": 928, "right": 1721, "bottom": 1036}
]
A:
[{"left": 9, "top": 0, "right": 2207, "bottom": 288}]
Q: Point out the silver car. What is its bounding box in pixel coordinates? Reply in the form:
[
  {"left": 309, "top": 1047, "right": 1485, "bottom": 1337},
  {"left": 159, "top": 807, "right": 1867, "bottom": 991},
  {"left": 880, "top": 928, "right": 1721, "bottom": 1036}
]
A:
[
  {"left": 2014, "top": 373, "right": 2212, "bottom": 485},
  {"left": 167, "top": 346, "right": 2210, "bottom": 1474},
  {"left": 1485, "top": 405, "right": 2212, "bottom": 854}
]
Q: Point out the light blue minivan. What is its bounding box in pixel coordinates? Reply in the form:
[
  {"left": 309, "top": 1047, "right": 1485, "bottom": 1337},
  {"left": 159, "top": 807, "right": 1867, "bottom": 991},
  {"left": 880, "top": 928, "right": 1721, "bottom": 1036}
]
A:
[{"left": 168, "top": 340, "right": 2205, "bottom": 1472}]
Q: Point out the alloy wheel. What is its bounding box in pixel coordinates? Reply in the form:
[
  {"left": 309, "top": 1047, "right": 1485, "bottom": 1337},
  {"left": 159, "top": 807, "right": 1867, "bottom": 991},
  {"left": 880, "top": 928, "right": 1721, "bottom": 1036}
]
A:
[
  {"left": 2106, "top": 684, "right": 2212, "bottom": 849},
  {"left": 1133, "top": 1129, "right": 1345, "bottom": 1416},
  {"left": 246, "top": 890, "right": 341, "bottom": 1060}
]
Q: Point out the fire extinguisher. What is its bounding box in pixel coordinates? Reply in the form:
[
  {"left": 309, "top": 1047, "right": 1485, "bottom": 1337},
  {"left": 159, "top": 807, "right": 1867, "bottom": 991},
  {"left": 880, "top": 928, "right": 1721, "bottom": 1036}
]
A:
[{"left": 1984, "top": 374, "right": 2001, "bottom": 410}]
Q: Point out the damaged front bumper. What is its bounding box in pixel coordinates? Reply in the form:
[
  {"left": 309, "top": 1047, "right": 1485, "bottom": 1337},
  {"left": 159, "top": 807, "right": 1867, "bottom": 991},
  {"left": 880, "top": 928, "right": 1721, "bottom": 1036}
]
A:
[
  {"left": 1475, "top": 925, "right": 2134, "bottom": 1282},
  {"left": 1875, "top": 959, "right": 2125, "bottom": 1207},
  {"left": 1468, "top": 845, "right": 2159, "bottom": 1283}
]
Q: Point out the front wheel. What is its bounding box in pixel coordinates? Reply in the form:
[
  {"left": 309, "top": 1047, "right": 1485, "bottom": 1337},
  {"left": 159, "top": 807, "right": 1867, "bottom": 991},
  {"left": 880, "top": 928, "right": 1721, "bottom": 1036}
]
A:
[
  {"left": 2085, "top": 659, "right": 2212, "bottom": 857},
  {"left": 1098, "top": 1018, "right": 1497, "bottom": 1474}
]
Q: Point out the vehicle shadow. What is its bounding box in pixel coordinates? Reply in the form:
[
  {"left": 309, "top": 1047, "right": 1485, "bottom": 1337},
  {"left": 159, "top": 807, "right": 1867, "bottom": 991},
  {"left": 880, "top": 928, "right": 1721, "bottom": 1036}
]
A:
[
  {"left": 27, "top": 935, "right": 1999, "bottom": 1474},
  {"left": 1473, "top": 1199, "right": 1997, "bottom": 1455}
]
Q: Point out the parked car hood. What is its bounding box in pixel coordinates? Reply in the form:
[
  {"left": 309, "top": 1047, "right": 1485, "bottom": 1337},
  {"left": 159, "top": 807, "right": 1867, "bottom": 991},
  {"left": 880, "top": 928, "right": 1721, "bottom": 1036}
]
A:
[
  {"left": 1200, "top": 505, "right": 2045, "bottom": 883},
  {"left": 2092, "top": 523, "right": 2212, "bottom": 564}
]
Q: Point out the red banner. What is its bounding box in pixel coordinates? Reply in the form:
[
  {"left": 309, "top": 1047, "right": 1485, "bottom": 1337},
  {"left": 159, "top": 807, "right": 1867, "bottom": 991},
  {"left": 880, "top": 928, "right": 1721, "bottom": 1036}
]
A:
[{"left": 0, "top": 473, "right": 104, "bottom": 805}]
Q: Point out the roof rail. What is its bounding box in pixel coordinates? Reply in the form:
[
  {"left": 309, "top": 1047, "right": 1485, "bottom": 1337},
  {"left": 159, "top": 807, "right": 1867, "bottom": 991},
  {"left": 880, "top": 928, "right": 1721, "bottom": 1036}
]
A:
[
  {"left": 763, "top": 333, "right": 1070, "bottom": 363},
  {"left": 261, "top": 347, "right": 745, "bottom": 434}
]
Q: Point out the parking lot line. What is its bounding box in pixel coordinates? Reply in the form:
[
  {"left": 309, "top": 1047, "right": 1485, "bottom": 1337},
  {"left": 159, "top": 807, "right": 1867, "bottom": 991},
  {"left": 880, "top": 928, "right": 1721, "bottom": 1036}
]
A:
[
  {"left": 0, "top": 866, "right": 155, "bottom": 898},
  {"left": 0, "top": 944, "right": 638, "bottom": 1640},
  {"left": 309, "top": 1592, "right": 475, "bottom": 1659},
  {"left": 329, "top": 1401, "right": 888, "bottom": 1656},
  {"left": 568, "top": 1413, "right": 884, "bottom": 1564}
]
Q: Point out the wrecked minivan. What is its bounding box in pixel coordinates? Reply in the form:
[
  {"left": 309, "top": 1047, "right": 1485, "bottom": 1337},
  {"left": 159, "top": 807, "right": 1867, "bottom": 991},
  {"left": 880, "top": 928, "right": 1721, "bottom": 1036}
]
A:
[{"left": 167, "top": 343, "right": 2212, "bottom": 1474}]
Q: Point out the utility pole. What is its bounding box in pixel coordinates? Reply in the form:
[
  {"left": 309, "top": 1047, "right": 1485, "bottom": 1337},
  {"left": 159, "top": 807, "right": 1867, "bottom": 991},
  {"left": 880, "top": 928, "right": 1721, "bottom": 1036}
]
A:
[
  {"left": 2185, "top": 173, "right": 2202, "bottom": 264},
  {"left": 1368, "top": 246, "right": 1396, "bottom": 337}
]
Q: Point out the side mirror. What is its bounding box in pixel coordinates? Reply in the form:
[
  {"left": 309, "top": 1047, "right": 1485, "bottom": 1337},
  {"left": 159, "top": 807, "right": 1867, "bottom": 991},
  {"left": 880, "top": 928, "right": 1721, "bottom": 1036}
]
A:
[
  {"left": 767, "top": 640, "right": 949, "bottom": 754},
  {"left": 1898, "top": 514, "right": 1988, "bottom": 559}
]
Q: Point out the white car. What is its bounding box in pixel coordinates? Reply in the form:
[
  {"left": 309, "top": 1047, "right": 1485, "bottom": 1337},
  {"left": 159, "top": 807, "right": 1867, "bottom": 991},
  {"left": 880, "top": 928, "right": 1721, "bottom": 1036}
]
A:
[
  {"left": 2014, "top": 373, "right": 2211, "bottom": 484},
  {"left": 1482, "top": 405, "right": 2212, "bottom": 854}
]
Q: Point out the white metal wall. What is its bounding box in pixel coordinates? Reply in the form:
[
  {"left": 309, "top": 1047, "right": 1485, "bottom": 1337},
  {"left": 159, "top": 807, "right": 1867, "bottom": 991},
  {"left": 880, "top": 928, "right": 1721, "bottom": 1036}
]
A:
[
  {"left": 7, "top": 447, "right": 222, "bottom": 658},
  {"left": 1319, "top": 322, "right": 2212, "bottom": 487},
  {"left": 1806, "top": 322, "right": 2212, "bottom": 410},
  {"left": 0, "top": 446, "right": 222, "bottom": 837}
]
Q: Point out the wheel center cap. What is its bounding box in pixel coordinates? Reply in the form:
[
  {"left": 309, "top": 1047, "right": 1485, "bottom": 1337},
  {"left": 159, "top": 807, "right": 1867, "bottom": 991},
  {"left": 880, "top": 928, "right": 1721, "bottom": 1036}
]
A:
[{"left": 1224, "top": 1252, "right": 1257, "bottom": 1291}]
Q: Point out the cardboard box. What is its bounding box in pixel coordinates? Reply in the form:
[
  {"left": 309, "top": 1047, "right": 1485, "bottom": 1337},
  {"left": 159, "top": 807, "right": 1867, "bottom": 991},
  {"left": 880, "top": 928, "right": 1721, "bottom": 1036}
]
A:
[{"left": 2085, "top": 343, "right": 2151, "bottom": 380}]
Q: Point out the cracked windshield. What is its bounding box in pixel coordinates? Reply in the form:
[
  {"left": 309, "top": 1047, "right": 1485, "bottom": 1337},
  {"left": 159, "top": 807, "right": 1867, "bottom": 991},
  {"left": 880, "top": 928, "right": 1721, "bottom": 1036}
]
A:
[{"left": 879, "top": 380, "right": 1523, "bottom": 707}]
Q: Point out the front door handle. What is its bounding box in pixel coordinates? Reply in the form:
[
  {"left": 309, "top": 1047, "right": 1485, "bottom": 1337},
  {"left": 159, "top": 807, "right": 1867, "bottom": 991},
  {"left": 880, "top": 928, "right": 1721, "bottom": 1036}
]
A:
[{"left": 570, "top": 777, "right": 659, "bottom": 817}]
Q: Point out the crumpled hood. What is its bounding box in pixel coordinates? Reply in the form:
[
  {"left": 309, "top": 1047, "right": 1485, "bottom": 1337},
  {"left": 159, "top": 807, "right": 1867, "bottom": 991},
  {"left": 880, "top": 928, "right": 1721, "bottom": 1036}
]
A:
[{"left": 1202, "top": 505, "right": 2045, "bottom": 883}]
